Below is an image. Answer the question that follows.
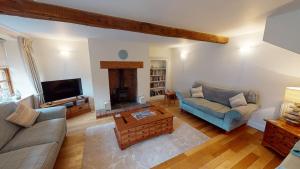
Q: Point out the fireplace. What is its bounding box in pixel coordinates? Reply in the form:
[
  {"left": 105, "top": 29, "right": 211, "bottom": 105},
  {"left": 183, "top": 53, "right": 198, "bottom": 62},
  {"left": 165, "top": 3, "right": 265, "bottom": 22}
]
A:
[{"left": 108, "top": 69, "right": 137, "bottom": 109}]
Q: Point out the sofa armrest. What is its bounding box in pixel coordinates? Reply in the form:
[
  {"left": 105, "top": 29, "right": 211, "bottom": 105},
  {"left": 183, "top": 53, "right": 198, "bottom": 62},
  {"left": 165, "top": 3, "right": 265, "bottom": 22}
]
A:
[
  {"left": 176, "top": 90, "right": 190, "bottom": 101},
  {"left": 231, "top": 104, "right": 258, "bottom": 120},
  {"left": 224, "top": 110, "right": 242, "bottom": 123},
  {"left": 36, "top": 106, "right": 66, "bottom": 122},
  {"left": 277, "top": 141, "right": 300, "bottom": 169}
]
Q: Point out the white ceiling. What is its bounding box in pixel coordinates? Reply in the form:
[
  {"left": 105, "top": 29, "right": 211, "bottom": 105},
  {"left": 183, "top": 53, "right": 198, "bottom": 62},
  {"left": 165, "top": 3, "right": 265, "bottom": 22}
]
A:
[
  {"left": 36, "top": 0, "right": 292, "bottom": 36},
  {"left": 0, "top": 0, "right": 295, "bottom": 45}
]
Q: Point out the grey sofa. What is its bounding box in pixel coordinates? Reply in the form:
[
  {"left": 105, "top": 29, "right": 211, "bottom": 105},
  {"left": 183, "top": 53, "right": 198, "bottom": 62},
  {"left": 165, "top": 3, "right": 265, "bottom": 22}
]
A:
[
  {"left": 176, "top": 82, "right": 259, "bottom": 131},
  {"left": 0, "top": 102, "right": 66, "bottom": 169}
]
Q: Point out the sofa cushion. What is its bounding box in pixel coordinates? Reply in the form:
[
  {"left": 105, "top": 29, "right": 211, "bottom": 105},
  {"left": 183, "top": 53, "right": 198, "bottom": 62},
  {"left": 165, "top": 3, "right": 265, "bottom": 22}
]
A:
[
  {"left": 6, "top": 103, "right": 40, "bottom": 127},
  {"left": 229, "top": 93, "right": 247, "bottom": 108},
  {"left": 243, "top": 90, "right": 257, "bottom": 104},
  {"left": 0, "top": 142, "right": 58, "bottom": 169},
  {"left": 192, "top": 82, "right": 257, "bottom": 105},
  {"left": 231, "top": 104, "right": 258, "bottom": 120},
  {"left": 0, "top": 118, "right": 66, "bottom": 153},
  {"left": 183, "top": 98, "right": 231, "bottom": 119},
  {"left": 36, "top": 106, "right": 66, "bottom": 123},
  {"left": 202, "top": 85, "right": 241, "bottom": 107},
  {"left": 278, "top": 152, "right": 300, "bottom": 169},
  {"left": 191, "top": 86, "right": 204, "bottom": 98},
  {"left": 0, "top": 102, "right": 20, "bottom": 150}
]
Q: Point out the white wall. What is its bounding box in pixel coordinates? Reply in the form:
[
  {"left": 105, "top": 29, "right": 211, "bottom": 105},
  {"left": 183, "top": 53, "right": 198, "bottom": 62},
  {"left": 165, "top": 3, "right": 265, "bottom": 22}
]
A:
[
  {"left": 149, "top": 46, "right": 172, "bottom": 90},
  {"left": 171, "top": 32, "right": 300, "bottom": 131},
  {"left": 32, "top": 38, "right": 94, "bottom": 107},
  {"left": 4, "top": 39, "right": 35, "bottom": 97},
  {"left": 88, "top": 38, "right": 150, "bottom": 111},
  {"left": 264, "top": 9, "right": 300, "bottom": 54}
]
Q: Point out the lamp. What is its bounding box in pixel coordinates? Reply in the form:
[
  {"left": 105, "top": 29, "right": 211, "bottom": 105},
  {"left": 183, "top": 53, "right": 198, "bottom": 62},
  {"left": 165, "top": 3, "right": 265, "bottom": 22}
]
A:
[
  {"left": 282, "top": 87, "right": 300, "bottom": 126},
  {"left": 285, "top": 87, "right": 300, "bottom": 103}
]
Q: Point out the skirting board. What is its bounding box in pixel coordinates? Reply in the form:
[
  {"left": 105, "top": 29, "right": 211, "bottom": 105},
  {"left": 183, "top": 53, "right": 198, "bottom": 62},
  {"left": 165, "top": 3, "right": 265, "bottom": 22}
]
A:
[{"left": 247, "top": 120, "right": 266, "bottom": 132}]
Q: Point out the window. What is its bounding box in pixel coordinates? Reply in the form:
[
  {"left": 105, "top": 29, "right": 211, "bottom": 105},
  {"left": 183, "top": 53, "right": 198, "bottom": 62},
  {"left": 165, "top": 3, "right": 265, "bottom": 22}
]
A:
[{"left": 0, "top": 67, "right": 14, "bottom": 97}]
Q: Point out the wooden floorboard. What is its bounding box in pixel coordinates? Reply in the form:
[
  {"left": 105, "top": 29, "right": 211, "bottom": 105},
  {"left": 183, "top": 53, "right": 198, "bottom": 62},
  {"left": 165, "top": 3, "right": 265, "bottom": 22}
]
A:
[{"left": 54, "top": 100, "right": 283, "bottom": 169}]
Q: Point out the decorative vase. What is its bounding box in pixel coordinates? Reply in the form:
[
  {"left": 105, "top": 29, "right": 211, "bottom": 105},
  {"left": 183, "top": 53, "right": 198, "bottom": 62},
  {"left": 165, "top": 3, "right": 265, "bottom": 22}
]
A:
[{"left": 281, "top": 102, "right": 300, "bottom": 126}]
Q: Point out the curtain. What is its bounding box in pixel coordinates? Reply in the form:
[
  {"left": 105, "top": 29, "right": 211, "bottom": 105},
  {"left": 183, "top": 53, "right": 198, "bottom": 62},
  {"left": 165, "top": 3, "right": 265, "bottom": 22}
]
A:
[
  {"left": 0, "top": 39, "right": 7, "bottom": 67},
  {"left": 18, "top": 37, "right": 44, "bottom": 108}
]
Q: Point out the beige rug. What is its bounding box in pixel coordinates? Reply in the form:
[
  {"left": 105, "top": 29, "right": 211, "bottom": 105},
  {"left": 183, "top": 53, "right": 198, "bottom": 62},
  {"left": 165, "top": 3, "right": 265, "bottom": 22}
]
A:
[{"left": 82, "top": 118, "right": 209, "bottom": 169}]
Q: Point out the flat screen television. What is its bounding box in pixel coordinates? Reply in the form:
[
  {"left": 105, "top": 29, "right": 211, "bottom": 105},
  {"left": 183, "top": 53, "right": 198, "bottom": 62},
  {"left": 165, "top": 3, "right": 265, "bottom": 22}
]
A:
[{"left": 41, "top": 78, "right": 83, "bottom": 103}]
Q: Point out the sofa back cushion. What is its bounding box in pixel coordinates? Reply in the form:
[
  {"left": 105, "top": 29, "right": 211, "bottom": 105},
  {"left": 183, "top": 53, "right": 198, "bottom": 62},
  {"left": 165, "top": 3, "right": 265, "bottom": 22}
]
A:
[
  {"left": 195, "top": 83, "right": 257, "bottom": 107},
  {"left": 0, "top": 102, "right": 20, "bottom": 150},
  {"left": 202, "top": 85, "right": 239, "bottom": 107}
]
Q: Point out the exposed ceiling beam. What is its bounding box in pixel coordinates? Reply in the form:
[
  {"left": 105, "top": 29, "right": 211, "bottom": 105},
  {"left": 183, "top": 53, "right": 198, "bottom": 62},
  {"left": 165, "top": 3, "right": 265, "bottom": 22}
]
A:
[{"left": 0, "top": 0, "right": 229, "bottom": 44}]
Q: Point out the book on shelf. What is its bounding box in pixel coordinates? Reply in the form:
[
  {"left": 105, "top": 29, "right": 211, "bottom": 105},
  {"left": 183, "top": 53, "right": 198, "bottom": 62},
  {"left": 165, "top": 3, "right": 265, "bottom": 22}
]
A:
[
  {"left": 150, "top": 60, "right": 167, "bottom": 97},
  {"left": 150, "top": 89, "right": 165, "bottom": 97}
]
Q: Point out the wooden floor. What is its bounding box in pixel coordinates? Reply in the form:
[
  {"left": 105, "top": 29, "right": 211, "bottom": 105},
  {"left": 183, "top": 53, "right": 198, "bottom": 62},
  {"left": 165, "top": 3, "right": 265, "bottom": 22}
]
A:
[{"left": 54, "top": 101, "right": 283, "bottom": 169}]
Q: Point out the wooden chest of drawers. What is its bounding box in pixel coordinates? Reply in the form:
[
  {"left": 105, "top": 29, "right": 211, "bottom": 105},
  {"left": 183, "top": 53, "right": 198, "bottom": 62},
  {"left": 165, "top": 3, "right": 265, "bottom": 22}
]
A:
[{"left": 262, "top": 119, "right": 300, "bottom": 156}]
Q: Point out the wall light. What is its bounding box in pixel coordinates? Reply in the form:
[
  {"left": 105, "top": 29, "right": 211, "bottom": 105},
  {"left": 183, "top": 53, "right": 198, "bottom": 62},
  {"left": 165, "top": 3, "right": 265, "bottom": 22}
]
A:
[
  {"left": 60, "top": 50, "right": 71, "bottom": 58},
  {"left": 180, "top": 50, "right": 189, "bottom": 60},
  {"left": 239, "top": 42, "right": 255, "bottom": 54}
]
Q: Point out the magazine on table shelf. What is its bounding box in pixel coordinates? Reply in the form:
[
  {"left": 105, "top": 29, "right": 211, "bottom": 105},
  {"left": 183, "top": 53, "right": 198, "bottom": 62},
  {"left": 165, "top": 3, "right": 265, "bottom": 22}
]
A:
[{"left": 131, "top": 110, "right": 156, "bottom": 120}]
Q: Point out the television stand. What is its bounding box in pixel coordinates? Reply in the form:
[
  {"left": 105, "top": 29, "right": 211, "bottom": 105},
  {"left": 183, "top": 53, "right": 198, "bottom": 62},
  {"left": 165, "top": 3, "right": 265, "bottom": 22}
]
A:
[
  {"left": 40, "top": 96, "right": 91, "bottom": 119},
  {"left": 46, "top": 102, "right": 53, "bottom": 106}
]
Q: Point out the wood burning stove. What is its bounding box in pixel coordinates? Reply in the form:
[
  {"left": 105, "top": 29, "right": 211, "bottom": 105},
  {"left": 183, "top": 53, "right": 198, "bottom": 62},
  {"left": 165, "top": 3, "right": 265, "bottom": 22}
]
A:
[
  {"left": 108, "top": 69, "right": 137, "bottom": 109},
  {"left": 116, "top": 69, "right": 129, "bottom": 102}
]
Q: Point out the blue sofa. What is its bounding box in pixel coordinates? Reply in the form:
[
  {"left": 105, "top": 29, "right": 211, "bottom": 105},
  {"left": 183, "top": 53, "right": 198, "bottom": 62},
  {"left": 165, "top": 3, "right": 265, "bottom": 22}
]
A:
[
  {"left": 176, "top": 82, "right": 258, "bottom": 131},
  {"left": 277, "top": 140, "right": 300, "bottom": 169}
]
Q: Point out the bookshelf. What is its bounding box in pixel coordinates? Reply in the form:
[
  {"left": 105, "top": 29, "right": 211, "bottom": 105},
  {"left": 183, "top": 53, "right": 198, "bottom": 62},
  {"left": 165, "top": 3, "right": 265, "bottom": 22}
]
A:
[{"left": 150, "top": 60, "right": 166, "bottom": 98}]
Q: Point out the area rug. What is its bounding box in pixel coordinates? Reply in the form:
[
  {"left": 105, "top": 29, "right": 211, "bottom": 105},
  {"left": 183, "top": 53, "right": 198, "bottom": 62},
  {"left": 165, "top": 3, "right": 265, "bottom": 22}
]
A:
[{"left": 82, "top": 118, "right": 209, "bottom": 169}]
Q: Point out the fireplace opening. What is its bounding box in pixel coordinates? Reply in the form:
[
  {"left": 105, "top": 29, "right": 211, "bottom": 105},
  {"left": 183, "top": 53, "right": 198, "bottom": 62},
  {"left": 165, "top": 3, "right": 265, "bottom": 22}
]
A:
[{"left": 108, "top": 69, "right": 137, "bottom": 109}]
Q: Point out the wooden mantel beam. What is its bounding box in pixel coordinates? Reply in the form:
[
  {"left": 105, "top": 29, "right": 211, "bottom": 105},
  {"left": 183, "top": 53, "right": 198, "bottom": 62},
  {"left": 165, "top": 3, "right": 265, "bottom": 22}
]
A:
[
  {"left": 100, "top": 61, "right": 143, "bottom": 69},
  {"left": 0, "top": 0, "right": 229, "bottom": 44}
]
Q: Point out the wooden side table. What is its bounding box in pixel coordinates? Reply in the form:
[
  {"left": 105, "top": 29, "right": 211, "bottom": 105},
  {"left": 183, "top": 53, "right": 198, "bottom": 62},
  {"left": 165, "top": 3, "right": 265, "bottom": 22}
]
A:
[
  {"left": 262, "top": 119, "right": 300, "bottom": 156},
  {"left": 164, "top": 91, "right": 176, "bottom": 105}
]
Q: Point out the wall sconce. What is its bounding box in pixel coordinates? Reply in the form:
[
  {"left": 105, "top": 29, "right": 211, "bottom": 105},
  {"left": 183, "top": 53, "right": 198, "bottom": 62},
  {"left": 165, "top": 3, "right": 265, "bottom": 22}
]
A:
[
  {"left": 239, "top": 42, "right": 255, "bottom": 54},
  {"left": 60, "top": 50, "right": 71, "bottom": 58},
  {"left": 180, "top": 50, "right": 189, "bottom": 60}
]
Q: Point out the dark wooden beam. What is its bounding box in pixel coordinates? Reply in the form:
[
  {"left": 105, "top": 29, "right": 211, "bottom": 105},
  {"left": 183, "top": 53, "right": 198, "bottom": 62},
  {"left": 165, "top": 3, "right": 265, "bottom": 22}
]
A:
[{"left": 0, "top": 0, "right": 229, "bottom": 44}]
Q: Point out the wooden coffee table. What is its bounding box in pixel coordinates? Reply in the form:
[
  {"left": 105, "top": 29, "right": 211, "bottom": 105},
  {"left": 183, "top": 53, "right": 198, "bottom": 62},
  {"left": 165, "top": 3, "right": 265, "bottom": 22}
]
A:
[{"left": 113, "top": 105, "right": 173, "bottom": 150}]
